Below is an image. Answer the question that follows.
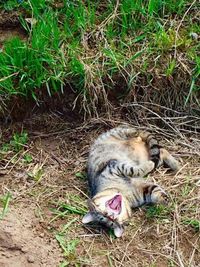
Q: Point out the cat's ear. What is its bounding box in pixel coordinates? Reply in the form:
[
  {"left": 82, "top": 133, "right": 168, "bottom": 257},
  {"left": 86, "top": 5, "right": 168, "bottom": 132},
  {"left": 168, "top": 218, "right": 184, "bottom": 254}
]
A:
[
  {"left": 82, "top": 212, "right": 95, "bottom": 224},
  {"left": 114, "top": 225, "right": 124, "bottom": 237}
]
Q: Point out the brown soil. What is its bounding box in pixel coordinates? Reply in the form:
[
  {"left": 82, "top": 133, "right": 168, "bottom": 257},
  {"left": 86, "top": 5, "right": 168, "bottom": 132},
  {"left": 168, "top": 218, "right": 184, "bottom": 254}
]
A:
[
  {"left": 0, "top": 205, "right": 62, "bottom": 267},
  {"left": 0, "top": 10, "right": 26, "bottom": 47},
  {"left": 0, "top": 27, "right": 26, "bottom": 47},
  {"left": 0, "top": 113, "right": 200, "bottom": 267}
]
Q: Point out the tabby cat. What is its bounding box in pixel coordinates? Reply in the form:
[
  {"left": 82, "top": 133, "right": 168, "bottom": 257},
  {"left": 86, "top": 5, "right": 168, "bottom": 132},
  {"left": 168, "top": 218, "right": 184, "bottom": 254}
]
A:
[{"left": 82, "top": 126, "right": 179, "bottom": 237}]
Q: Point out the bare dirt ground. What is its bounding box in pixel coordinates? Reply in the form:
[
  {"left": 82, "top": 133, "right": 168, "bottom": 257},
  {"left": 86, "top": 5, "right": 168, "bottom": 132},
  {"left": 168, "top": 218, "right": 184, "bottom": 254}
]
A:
[
  {"left": 0, "top": 8, "right": 199, "bottom": 267},
  {"left": 0, "top": 112, "right": 200, "bottom": 267},
  {"left": 0, "top": 10, "right": 26, "bottom": 48}
]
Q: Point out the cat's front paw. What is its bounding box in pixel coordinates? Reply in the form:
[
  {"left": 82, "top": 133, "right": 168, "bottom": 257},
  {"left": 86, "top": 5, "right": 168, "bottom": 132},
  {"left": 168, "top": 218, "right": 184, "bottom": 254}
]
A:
[
  {"left": 158, "top": 190, "right": 169, "bottom": 204},
  {"left": 146, "top": 160, "right": 155, "bottom": 173},
  {"left": 151, "top": 187, "right": 169, "bottom": 204}
]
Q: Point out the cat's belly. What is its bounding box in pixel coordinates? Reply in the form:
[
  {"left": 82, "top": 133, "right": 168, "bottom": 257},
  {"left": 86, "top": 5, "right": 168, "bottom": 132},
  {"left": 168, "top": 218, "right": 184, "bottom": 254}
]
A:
[{"left": 100, "top": 136, "right": 149, "bottom": 164}]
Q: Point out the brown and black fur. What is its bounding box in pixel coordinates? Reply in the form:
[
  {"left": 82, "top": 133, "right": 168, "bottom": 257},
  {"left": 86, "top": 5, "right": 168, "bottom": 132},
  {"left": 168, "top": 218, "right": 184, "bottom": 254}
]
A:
[{"left": 82, "top": 126, "right": 180, "bottom": 237}]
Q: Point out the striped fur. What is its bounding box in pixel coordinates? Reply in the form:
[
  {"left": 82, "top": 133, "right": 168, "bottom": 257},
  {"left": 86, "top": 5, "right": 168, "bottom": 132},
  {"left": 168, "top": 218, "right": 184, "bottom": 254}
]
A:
[{"left": 83, "top": 126, "right": 180, "bottom": 237}]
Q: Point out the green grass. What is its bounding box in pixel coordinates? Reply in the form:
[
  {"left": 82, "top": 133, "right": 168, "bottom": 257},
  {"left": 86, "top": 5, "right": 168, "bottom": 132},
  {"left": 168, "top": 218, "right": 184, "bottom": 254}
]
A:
[
  {"left": 183, "top": 218, "right": 200, "bottom": 232},
  {"left": 0, "top": 131, "right": 28, "bottom": 153},
  {"left": 50, "top": 194, "right": 87, "bottom": 223},
  {"left": 0, "top": 0, "right": 199, "bottom": 114},
  {"left": 23, "top": 153, "right": 33, "bottom": 163},
  {"left": 75, "top": 171, "right": 87, "bottom": 180},
  {"left": 27, "top": 164, "right": 44, "bottom": 181},
  {"left": 53, "top": 202, "right": 89, "bottom": 266},
  {"left": 0, "top": 131, "right": 33, "bottom": 171},
  {"left": 56, "top": 203, "right": 86, "bottom": 215},
  {"left": 55, "top": 218, "right": 82, "bottom": 266},
  {"left": 0, "top": 192, "right": 12, "bottom": 220},
  {"left": 145, "top": 204, "right": 171, "bottom": 220}
]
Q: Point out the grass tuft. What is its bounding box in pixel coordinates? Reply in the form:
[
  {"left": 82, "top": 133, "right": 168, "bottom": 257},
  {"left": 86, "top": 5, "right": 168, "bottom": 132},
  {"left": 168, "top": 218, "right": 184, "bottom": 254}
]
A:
[
  {"left": 146, "top": 204, "right": 171, "bottom": 220},
  {"left": 0, "top": 192, "right": 12, "bottom": 220},
  {"left": 0, "top": 131, "right": 28, "bottom": 153},
  {"left": 0, "top": 0, "right": 199, "bottom": 115},
  {"left": 183, "top": 218, "right": 200, "bottom": 232}
]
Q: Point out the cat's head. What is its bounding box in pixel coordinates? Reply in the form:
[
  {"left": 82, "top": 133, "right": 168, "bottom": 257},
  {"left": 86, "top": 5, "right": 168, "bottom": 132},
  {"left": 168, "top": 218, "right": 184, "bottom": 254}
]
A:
[{"left": 82, "top": 190, "right": 132, "bottom": 237}]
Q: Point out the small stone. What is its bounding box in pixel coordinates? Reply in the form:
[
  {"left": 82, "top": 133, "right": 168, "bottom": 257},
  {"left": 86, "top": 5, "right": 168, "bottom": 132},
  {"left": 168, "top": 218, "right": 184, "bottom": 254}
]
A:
[
  {"left": 190, "top": 32, "right": 198, "bottom": 40},
  {"left": 74, "top": 160, "right": 80, "bottom": 166},
  {"left": 1, "top": 252, "right": 11, "bottom": 258},
  {"left": 21, "top": 246, "right": 29, "bottom": 253},
  {"left": 39, "top": 233, "right": 45, "bottom": 238},
  {"left": 27, "top": 255, "right": 35, "bottom": 263}
]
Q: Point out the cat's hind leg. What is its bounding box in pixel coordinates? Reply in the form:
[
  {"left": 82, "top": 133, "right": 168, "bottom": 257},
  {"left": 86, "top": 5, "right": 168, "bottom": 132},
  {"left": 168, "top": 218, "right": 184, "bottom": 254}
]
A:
[
  {"left": 141, "top": 183, "right": 168, "bottom": 205},
  {"left": 130, "top": 179, "right": 169, "bottom": 207},
  {"left": 159, "top": 148, "right": 180, "bottom": 172},
  {"left": 109, "top": 160, "right": 155, "bottom": 178}
]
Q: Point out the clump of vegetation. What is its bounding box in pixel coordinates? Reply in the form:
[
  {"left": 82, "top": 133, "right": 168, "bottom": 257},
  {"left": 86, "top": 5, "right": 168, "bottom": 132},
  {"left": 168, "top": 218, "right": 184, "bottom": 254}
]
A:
[
  {"left": 53, "top": 195, "right": 88, "bottom": 266},
  {"left": 51, "top": 194, "right": 87, "bottom": 222},
  {"left": 0, "top": 131, "right": 31, "bottom": 169},
  {"left": 145, "top": 204, "right": 171, "bottom": 220},
  {"left": 0, "top": 192, "right": 12, "bottom": 220},
  {"left": 0, "top": 0, "right": 199, "bottom": 115},
  {"left": 183, "top": 218, "right": 200, "bottom": 232},
  {"left": 0, "top": 131, "right": 28, "bottom": 153}
]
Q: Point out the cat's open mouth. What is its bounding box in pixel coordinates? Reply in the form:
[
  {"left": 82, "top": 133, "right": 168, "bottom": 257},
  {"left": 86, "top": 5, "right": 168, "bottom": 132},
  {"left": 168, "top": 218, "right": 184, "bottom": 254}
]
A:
[{"left": 106, "top": 194, "right": 122, "bottom": 215}]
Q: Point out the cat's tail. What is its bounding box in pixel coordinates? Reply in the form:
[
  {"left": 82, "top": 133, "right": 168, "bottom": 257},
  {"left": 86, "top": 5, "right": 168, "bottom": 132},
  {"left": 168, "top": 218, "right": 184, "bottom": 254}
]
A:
[
  {"left": 139, "top": 131, "right": 161, "bottom": 168},
  {"left": 140, "top": 131, "right": 180, "bottom": 172}
]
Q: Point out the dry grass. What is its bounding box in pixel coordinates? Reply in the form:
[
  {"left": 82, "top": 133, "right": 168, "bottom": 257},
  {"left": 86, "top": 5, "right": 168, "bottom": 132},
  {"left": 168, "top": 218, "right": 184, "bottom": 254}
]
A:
[{"left": 0, "top": 111, "right": 200, "bottom": 266}]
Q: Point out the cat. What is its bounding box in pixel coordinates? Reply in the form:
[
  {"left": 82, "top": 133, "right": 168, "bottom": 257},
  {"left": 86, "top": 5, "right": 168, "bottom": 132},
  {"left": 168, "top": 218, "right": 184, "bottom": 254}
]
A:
[{"left": 82, "top": 126, "right": 180, "bottom": 237}]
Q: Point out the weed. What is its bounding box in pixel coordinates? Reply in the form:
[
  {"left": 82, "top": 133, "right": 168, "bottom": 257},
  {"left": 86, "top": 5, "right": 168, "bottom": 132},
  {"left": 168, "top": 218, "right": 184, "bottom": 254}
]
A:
[
  {"left": 56, "top": 235, "right": 80, "bottom": 264},
  {"left": 165, "top": 59, "right": 176, "bottom": 77},
  {"left": 10, "top": 132, "right": 28, "bottom": 152},
  {"left": 146, "top": 204, "right": 171, "bottom": 220},
  {"left": 28, "top": 163, "right": 44, "bottom": 181},
  {"left": 0, "top": 192, "right": 12, "bottom": 220},
  {"left": 181, "top": 182, "right": 192, "bottom": 196},
  {"left": 0, "top": 131, "right": 28, "bottom": 153},
  {"left": 183, "top": 218, "right": 200, "bottom": 232},
  {"left": 0, "top": 143, "right": 11, "bottom": 153},
  {"left": 57, "top": 235, "right": 79, "bottom": 255},
  {"left": 59, "top": 218, "right": 78, "bottom": 234},
  {"left": 1, "top": 0, "right": 21, "bottom": 10},
  {"left": 23, "top": 153, "right": 33, "bottom": 163},
  {"left": 50, "top": 194, "right": 87, "bottom": 223},
  {"left": 75, "top": 171, "right": 87, "bottom": 180},
  {"left": 50, "top": 209, "right": 69, "bottom": 223},
  {"left": 55, "top": 217, "right": 85, "bottom": 266},
  {"left": 57, "top": 203, "right": 86, "bottom": 216}
]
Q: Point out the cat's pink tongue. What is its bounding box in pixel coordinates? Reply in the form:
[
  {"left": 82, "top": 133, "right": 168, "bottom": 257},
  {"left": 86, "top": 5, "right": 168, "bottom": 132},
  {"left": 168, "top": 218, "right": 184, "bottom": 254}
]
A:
[{"left": 108, "top": 194, "right": 122, "bottom": 211}]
